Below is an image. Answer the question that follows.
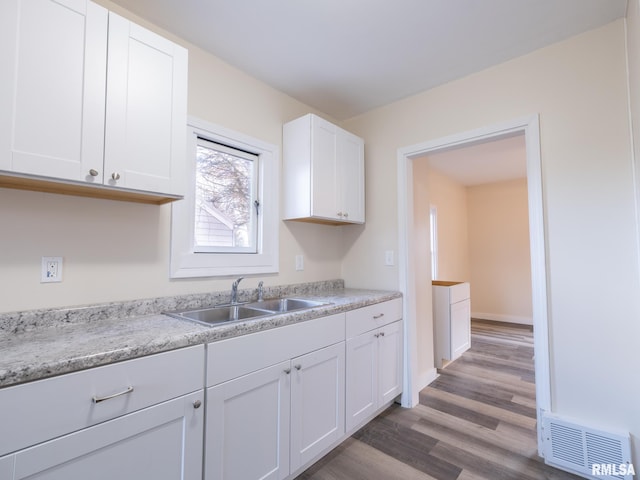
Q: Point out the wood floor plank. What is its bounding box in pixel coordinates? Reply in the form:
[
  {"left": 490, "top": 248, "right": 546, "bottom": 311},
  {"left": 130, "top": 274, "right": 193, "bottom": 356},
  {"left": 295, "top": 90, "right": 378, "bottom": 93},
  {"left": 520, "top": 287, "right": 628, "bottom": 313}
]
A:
[{"left": 297, "top": 319, "right": 581, "bottom": 480}]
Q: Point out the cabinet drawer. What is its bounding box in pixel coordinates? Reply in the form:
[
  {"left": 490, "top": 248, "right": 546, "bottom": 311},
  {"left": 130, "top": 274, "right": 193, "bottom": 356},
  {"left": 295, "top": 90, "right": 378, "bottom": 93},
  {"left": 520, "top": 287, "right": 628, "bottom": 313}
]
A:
[
  {"left": 0, "top": 345, "right": 204, "bottom": 457},
  {"left": 450, "top": 282, "right": 470, "bottom": 304},
  {"left": 346, "top": 298, "right": 402, "bottom": 338},
  {"left": 207, "top": 313, "right": 345, "bottom": 386}
]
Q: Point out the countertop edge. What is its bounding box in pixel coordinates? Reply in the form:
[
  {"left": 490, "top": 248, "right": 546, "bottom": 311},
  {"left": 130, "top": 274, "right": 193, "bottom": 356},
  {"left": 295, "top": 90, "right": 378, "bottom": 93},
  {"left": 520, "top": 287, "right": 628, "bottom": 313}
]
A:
[{"left": 0, "top": 290, "right": 402, "bottom": 389}]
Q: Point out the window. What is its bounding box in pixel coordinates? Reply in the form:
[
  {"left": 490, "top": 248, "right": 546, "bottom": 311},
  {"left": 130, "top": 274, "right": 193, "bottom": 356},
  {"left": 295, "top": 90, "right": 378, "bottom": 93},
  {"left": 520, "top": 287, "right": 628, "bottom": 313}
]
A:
[
  {"left": 430, "top": 205, "right": 438, "bottom": 280},
  {"left": 170, "top": 117, "right": 279, "bottom": 278},
  {"left": 194, "top": 139, "right": 259, "bottom": 253}
]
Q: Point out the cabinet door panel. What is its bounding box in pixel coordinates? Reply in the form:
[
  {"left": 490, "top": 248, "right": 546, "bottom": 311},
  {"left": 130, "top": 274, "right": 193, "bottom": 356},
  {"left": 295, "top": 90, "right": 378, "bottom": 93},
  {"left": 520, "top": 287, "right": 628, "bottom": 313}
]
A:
[
  {"left": 105, "top": 12, "right": 187, "bottom": 195},
  {"left": 345, "top": 332, "right": 377, "bottom": 433},
  {"left": 0, "top": 454, "right": 14, "bottom": 480},
  {"left": 337, "top": 130, "right": 364, "bottom": 223},
  {"left": 378, "top": 320, "right": 403, "bottom": 405},
  {"left": 206, "top": 361, "right": 291, "bottom": 480},
  {"left": 13, "top": 391, "right": 203, "bottom": 480},
  {"left": 290, "top": 342, "right": 345, "bottom": 472},
  {"left": 0, "top": 0, "right": 107, "bottom": 180},
  {"left": 451, "top": 299, "right": 471, "bottom": 359},
  {"left": 310, "top": 117, "right": 338, "bottom": 219}
]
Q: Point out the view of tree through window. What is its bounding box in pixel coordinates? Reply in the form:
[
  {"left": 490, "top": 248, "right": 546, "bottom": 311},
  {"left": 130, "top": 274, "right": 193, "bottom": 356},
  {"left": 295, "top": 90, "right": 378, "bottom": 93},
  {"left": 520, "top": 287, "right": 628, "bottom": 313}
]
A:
[{"left": 194, "top": 138, "right": 258, "bottom": 252}]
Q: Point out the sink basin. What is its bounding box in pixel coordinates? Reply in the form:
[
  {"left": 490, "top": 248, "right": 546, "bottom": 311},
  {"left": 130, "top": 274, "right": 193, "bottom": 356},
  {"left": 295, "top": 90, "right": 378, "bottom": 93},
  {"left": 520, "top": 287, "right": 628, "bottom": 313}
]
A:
[
  {"left": 246, "top": 298, "right": 326, "bottom": 313},
  {"left": 165, "top": 305, "right": 272, "bottom": 326},
  {"left": 165, "top": 298, "right": 328, "bottom": 327}
]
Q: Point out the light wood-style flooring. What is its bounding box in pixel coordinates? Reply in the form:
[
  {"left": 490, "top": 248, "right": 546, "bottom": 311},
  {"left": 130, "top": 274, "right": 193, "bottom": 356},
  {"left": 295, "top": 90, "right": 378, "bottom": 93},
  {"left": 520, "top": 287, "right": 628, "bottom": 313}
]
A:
[{"left": 298, "top": 319, "right": 581, "bottom": 480}]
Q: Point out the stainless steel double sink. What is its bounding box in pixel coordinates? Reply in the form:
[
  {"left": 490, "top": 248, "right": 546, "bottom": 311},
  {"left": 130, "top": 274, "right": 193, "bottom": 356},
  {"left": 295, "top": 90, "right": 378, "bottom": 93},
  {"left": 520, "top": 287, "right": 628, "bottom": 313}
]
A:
[{"left": 164, "top": 298, "right": 328, "bottom": 327}]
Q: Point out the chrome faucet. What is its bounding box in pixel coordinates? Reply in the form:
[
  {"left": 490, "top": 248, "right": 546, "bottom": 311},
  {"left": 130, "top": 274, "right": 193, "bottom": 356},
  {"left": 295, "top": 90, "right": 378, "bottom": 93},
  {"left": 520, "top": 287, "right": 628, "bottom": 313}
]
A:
[
  {"left": 257, "top": 281, "right": 264, "bottom": 302},
  {"left": 230, "top": 277, "right": 244, "bottom": 304}
]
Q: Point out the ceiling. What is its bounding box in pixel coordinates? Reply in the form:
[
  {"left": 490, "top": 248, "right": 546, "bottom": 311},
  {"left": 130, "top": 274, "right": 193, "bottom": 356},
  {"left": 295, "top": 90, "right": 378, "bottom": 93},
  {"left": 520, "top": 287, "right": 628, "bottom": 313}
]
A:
[
  {"left": 110, "top": 0, "right": 627, "bottom": 120},
  {"left": 422, "top": 133, "right": 527, "bottom": 186}
]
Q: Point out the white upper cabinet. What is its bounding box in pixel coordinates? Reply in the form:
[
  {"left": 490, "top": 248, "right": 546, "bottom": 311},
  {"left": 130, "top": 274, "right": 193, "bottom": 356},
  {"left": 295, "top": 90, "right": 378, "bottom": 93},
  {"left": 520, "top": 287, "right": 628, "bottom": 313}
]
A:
[
  {"left": 0, "top": 0, "right": 187, "bottom": 200},
  {"left": 0, "top": 0, "right": 108, "bottom": 181},
  {"left": 104, "top": 12, "right": 187, "bottom": 195},
  {"left": 283, "top": 113, "right": 365, "bottom": 225}
]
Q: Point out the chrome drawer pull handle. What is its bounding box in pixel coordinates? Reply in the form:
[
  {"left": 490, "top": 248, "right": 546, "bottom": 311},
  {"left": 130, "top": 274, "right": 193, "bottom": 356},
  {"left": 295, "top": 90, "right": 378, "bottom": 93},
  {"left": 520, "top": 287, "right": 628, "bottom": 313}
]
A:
[
  {"left": 92, "top": 386, "right": 134, "bottom": 404},
  {"left": 373, "top": 313, "right": 384, "bottom": 319},
  {"left": 294, "top": 364, "right": 302, "bottom": 370}
]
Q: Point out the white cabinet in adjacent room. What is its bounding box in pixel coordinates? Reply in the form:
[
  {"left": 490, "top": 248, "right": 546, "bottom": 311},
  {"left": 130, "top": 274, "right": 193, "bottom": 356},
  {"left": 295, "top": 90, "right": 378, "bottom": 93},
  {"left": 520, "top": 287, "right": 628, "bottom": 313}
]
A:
[
  {"left": 345, "top": 298, "right": 403, "bottom": 433},
  {"left": 433, "top": 281, "right": 471, "bottom": 368},
  {"left": 283, "top": 113, "right": 364, "bottom": 224},
  {"left": 0, "top": 0, "right": 187, "bottom": 199}
]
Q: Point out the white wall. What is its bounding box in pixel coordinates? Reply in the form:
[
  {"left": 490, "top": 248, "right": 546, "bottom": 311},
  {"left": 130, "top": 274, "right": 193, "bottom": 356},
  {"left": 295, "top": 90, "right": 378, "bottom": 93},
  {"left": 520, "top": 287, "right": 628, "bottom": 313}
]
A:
[
  {"left": 467, "top": 179, "right": 532, "bottom": 325},
  {"left": 343, "top": 20, "right": 640, "bottom": 462},
  {"left": 0, "top": 0, "right": 344, "bottom": 313}
]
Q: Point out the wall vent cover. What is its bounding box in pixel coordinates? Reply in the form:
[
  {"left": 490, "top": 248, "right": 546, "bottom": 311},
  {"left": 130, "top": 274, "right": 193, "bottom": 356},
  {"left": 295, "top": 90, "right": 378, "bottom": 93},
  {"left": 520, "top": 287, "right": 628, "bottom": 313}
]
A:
[{"left": 541, "top": 413, "right": 633, "bottom": 479}]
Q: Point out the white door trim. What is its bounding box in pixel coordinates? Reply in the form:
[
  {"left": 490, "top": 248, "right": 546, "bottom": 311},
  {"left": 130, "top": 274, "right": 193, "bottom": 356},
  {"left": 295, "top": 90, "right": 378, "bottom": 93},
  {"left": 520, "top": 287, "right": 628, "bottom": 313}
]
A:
[{"left": 397, "top": 114, "right": 550, "bottom": 455}]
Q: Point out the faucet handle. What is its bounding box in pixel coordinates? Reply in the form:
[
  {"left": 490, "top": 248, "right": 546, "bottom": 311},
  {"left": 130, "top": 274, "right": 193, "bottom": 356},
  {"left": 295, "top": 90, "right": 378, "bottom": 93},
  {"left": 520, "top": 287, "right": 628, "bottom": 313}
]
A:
[{"left": 257, "top": 281, "right": 264, "bottom": 301}]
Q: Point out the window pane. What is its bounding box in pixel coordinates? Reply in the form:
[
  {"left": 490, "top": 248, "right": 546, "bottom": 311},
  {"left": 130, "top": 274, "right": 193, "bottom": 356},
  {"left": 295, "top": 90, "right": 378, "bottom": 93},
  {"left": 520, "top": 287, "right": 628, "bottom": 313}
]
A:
[{"left": 194, "top": 139, "right": 258, "bottom": 253}]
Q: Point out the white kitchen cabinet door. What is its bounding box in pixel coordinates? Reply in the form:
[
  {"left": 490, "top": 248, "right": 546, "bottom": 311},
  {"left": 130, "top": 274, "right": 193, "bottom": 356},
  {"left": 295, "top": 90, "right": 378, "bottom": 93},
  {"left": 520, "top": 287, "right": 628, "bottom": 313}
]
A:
[
  {"left": 345, "top": 320, "right": 403, "bottom": 433},
  {"left": 9, "top": 391, "right": 204, "bottom": 480},
  {"left": 206, "top": 361, "right": 291, "bottom": 480},
  {"left": 345, "top": 331, "right": 377, "bottom": 432},
  {"left": 451, "top": 299, "right": 471, "bottom": 359},
  {"left": 336, "top": 128, "right": 365, "bottom": 223},
  {"left": 378, "top": 320, "right": 403, "bottom": 405},
  {"left": 290, "top": 342, "right": 345, "bottom": 473},
  {"left": 0, "top": 0, "right": 107, "bottom": 181},
  {"left": 0, "top": 454, "right": 13, "bottom": 479},
  {"left": 104, "top": 12, "right": 187, "bottom": 195},
  {"left": 311, "top": 116, "right": 338, "bottom": 220}
]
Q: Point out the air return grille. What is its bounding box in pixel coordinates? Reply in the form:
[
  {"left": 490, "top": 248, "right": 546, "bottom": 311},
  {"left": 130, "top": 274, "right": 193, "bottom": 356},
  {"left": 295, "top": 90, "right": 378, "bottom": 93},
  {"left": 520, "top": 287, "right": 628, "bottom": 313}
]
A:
[{"left": 541, "top": 413, "right": 633, "bottom": 479}]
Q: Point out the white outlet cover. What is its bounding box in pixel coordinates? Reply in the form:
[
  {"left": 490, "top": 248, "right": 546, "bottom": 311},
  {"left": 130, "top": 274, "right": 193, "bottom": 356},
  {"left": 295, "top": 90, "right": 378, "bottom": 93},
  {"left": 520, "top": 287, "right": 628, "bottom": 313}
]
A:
[
  {"left": 41, "top": 256, "right": 63, "bottom": 283},
  {"left": 384, "top": 250, "right": 395, "bottom": 266},
  {"left": 295, "top": 254, "right": 304, "bottom": 271}
]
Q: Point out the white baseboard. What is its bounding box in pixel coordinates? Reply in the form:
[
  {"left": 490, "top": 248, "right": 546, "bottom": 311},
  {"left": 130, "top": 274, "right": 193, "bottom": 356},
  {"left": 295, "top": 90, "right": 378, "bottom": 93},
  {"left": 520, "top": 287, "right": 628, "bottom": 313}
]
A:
[
  {"left": 417, "top": 368, "right": 439, "bottom": 391},
  {"left": 471, "top": 312, "right": 533, "bottom": 326}
]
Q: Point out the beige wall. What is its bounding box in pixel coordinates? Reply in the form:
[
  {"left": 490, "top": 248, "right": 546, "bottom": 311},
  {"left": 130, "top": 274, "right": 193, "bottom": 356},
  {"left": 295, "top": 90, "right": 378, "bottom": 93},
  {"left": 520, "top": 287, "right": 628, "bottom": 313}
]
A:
[
  {"left": 425, "top": 168, "right": 470, "bottom": 282},
  {"left": 467, "top": 179, "right": 532, "bottom": 324},
  {"left": 0, "top": 0, "right": 344, "bottom": 313},
  {"left": 344, "top": 20, "right": 640, "bottom": 461}
]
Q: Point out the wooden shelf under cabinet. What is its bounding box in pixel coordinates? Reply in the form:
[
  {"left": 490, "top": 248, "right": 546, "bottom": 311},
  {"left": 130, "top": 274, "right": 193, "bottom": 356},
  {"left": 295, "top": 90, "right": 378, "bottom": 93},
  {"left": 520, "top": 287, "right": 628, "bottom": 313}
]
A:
[{"left": 0, "top": 173, "right": 182, "bottom": 205}]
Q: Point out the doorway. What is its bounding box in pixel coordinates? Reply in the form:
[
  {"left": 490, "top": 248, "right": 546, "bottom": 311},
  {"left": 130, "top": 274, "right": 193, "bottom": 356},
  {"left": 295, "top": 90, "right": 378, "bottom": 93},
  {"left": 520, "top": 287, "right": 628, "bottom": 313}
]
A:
[{"left": 396, "top": 115, "right": 550, "bottom": 454}]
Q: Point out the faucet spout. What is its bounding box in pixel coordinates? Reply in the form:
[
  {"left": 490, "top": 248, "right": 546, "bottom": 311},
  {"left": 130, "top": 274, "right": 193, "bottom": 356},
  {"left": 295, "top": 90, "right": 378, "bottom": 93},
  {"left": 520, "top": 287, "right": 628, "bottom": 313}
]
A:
[{"left": 231, "top": 277, "right": 244, "bottom": 304}]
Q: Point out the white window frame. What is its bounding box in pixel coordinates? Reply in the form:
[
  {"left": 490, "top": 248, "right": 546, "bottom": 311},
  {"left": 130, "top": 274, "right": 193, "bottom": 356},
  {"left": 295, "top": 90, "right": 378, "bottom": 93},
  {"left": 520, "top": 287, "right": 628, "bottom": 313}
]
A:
[
  {"left": 170, "top": 117, "right": 279, "bottom": 278},
  {"left": 430, "top": 205, "right": 438, "bottom": 280}
]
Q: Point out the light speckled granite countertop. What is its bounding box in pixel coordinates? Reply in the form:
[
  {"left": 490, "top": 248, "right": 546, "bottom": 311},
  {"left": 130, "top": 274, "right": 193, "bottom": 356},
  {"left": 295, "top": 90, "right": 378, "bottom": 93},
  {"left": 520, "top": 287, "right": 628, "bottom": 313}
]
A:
[{"left": 0, "top": 281, "right": 401, "bottom": 389}]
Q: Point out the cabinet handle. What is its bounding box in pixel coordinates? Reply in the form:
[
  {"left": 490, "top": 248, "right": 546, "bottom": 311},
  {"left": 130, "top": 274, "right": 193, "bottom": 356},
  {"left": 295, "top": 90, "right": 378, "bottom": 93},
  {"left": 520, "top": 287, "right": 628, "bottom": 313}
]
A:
[
  {"left": 111, "top": 172, "right": 121, "bottom": 181},
  {"left": 294, "top": 364, "right": 302, "bottom": 371},
  {"left": 374, "top": 333, "right": 380, "bottom": 338},
  {"left": 379, "top": 331, "right": 385, "bottom": 337},
  {"left": 193, "top": 399, "right": 202, "bottom": 409},
  {"left": 343, "top": 212, "right": 349, "bottom": 218},
  {"left": 337, "top": 212, "right": 343, "bottom": 217},
  {"left": 92, "top": 386, "right": 134, "bottom": 404},
  {"left": 89, "top": 169, "right": 99, "bottom": 177},
  {"left": 284, "top": 368, "right": 291, "bottom": 374},
  {"left": 373, "top": 313, "right": 384, "bottom": 319}
]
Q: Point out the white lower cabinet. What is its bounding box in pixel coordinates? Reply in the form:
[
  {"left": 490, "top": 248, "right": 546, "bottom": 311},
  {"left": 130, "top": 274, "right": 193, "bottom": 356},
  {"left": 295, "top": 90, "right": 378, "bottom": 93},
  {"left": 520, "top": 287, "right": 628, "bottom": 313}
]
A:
[
  {"left": 1, "top": 391, "right": 203, "bottom": 480},
  {"left": 345, "top": 299, "right": 404, "bottom": 433},
  {"left": 290, "top": 342, "right": 345, "bottom": 472},
  {"left": 205, "top": 314, "right": 346, "bottom": 480},
  {"left": 207, "top": 360, "right": 291, "bottom": 480},
  {"left": 0, "top": 345, "right": 205, "bottom": 480}
]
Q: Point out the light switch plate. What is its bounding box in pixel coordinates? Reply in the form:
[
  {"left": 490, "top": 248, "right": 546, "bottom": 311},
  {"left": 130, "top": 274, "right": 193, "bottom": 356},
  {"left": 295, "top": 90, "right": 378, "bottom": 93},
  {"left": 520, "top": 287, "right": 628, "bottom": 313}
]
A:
[
  {"left": 384, "top": 250, "right": 395, "bottom": 266},
  {"left": 295, "top": 254, "right": 304, "bottom": 271}
]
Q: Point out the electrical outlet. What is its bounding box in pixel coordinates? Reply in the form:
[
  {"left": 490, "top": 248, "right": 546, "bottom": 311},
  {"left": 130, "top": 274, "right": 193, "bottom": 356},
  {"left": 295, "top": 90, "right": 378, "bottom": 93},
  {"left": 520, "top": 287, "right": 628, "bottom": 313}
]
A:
[
  {"left": 384, "top": 250, "right": 395, "bottom": 266},
  {"left": 41, "top": 256, "right": 63, "bottom": 283},
  {"left": 295, "top": 254, "right": 304, "bottom": 271}
]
